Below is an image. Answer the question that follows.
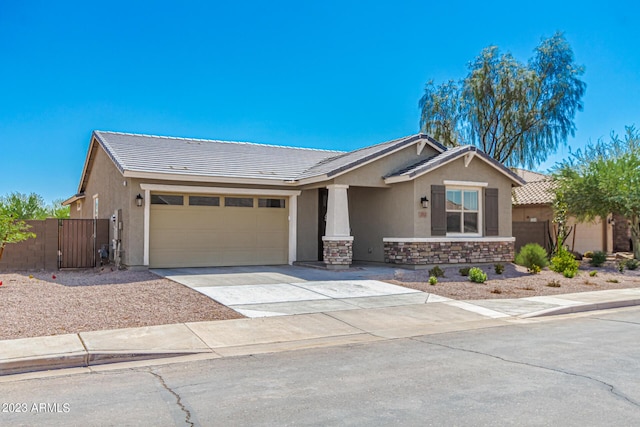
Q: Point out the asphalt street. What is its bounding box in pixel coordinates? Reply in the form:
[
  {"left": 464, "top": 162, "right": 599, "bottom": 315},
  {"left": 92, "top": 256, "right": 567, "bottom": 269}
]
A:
[{"left": 2, "top": 307, "right": 639, "bottom": 426}]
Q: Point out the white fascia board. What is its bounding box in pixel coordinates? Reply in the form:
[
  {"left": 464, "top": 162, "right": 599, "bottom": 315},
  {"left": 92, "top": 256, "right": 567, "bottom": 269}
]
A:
[
  {"left": 384, "top": 175, "right": 411, "bottom": 184},
  {"left": 125, "top": 170, "right": 299, "bottom": 187},
  {"left": 443, "top": 180, "right": 488, "bottom": 187},
  {"left": 383, "top": 237, "right": 516, "bottom": 243},
  {"left": 295, "top": 137, "right": 438, "bottom": 186},
  {"left": 139, "top": 183, "right": 301, "bottom": 197}
]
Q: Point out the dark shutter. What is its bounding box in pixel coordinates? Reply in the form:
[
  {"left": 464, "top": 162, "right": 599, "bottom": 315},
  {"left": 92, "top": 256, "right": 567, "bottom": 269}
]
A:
[
  {"left": 484, "top": 188, "right": 499, "bottom": 236},
  {"left": 431, "top": 185, "right": 446, "bottom": 236}
]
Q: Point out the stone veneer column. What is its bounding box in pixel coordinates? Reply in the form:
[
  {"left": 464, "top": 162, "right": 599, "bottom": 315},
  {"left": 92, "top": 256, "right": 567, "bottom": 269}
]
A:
[{"left": 323, "top": 184, "right": 353, "bottom": 269}]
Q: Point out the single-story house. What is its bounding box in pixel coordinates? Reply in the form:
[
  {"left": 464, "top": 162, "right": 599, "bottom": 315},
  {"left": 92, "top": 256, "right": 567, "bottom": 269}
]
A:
[
  {"left": 512, "top": 169, "right": 631, "bottom": 254},
  {"left": 63, "top": 131, "right": 525, "bottom": 269}
]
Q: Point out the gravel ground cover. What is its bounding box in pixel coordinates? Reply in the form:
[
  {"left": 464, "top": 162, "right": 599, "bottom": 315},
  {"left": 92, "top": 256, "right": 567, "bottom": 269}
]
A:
[
  {"left": 0, "top": 268, "right": 243, "bottom": 340},
  {"left": 387, "top": 261, "right": 640, "bottom": 300}
]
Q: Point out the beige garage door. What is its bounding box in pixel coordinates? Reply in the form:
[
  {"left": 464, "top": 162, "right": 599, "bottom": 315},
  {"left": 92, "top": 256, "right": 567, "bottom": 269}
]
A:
[{"left": 149, "top": 193, "right": 288, "bottom": 268}]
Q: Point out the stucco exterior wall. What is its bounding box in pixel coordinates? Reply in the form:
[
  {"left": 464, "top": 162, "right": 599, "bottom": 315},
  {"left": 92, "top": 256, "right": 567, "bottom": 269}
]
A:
[
  {"left": 413, "top": 156, "right": 514, "bottom": 237},
  {"left": 334, "top": 144, "right": 439, "bottom": 188},
  {"left": 348, "top": 183, "right": 414, "bottom": 262},
  {"left": 512, "top": 205, "right": 554, "bottom": 222}
]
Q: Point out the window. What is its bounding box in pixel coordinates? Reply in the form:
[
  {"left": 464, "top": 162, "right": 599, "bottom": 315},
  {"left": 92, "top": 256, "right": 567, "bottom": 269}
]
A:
[
  {"left": 151, "top": 194, "right": 184, "bottom": 205},
  {"left": 225, "top": 197, "right": 254, "bottom": 207},
  {"left": 258, "top": 198, "right": 286, "bottom": 208},
  {"left": 446, "top": 189, "right": 479, "bottom": 234},
  {"left": 189, "top": 196, "right": 220, "bottom": 206},
  {"left": 93, "top": 195, "right": 99, "bottom": 219}
]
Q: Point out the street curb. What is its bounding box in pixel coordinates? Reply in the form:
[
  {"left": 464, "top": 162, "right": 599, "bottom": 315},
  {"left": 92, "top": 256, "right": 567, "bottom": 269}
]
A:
[
  {"left": 520, "top": 298, "right": 640, "bottom": 318},
  {"left": 0, "top": 351, "right": 204, "bottom": 376}
]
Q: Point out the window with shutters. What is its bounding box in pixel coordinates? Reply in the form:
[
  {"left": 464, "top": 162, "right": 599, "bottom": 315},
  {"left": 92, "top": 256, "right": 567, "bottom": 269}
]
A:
[{"left": 445, "top": 188, "right": 481, "bottom": 236}]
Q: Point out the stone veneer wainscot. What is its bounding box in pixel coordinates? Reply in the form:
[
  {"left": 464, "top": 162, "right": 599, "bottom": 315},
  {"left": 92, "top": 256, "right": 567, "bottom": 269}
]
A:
[
  {"left": 322, "top": 237, "right": 353, "bottom": 268},
  {"left": 383, "top": 237, "right": 515, "bottom": 265}
]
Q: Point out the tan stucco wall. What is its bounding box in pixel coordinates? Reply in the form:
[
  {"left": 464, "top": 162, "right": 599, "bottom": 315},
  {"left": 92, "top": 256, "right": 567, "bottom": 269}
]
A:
[
  {"left": 70, "top": 144, "right": 133, "bottom": 263},
  {"left": 348, "top": 183, "right": 414, "bottom": 262},
  {"left": 296, "top": 189, "right": 319, "bottom": 261},
  {"left": 512, "top": 205, "right": 554, "bottom": 222},
  {"left": 334, "top": 144, "right": 439, "bottom": 188},
  {"left": 413, "top": 156, "right": 515, "bottom": 237}
]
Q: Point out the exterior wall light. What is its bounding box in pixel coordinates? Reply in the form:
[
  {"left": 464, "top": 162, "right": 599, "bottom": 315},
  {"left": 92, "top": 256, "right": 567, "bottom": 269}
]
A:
[
  {"left": 420, "top": 196, "right": 429, "bottom": 208},
  {"left": 135, "top": 194, "right": 144, "bottom": 207}
]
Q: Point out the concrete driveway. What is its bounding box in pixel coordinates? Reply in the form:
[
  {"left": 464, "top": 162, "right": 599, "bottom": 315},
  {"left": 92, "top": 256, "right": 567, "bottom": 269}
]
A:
[{"left": 152, "top": 264, "right": 451, "bottom": 317}]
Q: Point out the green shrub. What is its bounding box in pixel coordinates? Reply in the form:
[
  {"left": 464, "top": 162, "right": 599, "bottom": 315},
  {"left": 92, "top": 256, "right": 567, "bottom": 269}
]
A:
[
  {"left": 606, "top": 279, "right": 619, "bottom": 283},
  {"left": 583, "top": 251, "right": 594, "bottom": 258},
  {"left": 618, "top": 261, "right": 626, "bottom": 273},
  {"left": 528, "top": 264, "right": 542, "bottom": 274},
  {"left": 515, "top": 243, "right": 549, "bottom": 272},
  {"left": 550, "top": 248, "right": 579, "bottom": 278},
  {"left": 590, "top": 251, "right": 607, "bottom": 267},
  {"left": 459, "top": 267, "right": 471, "bottom": 276},
  {"left": 589, "top": 270, "right": 598, "bottom": 277},
  {"left": 626, "top": 259, "right": 639, "bottom": 270},
  {"left": 468, "top": 267, "right": 487, "bottom": 283},
  {"left": 428, "top": 276, "right": 438, "bottom": 285},
  {"left": 428, "top": 266, "right": 445, "bottom": 278},
  {"left": 494, "top": 263, "right": 505, "bottom": 274}
]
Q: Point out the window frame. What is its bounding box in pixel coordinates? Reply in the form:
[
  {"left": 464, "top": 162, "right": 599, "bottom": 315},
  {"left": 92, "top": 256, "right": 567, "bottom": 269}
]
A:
[{"left": 445, "top": 186, "right": 482, "bottom": 237}]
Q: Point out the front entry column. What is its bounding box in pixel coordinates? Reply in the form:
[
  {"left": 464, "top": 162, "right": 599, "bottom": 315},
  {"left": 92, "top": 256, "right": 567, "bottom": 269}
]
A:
[{"left": 323, "top": 184, "right": 353, "bottom": 269}]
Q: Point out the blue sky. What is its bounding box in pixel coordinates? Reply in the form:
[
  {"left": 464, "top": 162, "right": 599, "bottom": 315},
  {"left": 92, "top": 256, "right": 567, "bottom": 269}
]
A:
[{"left": 1, "top": 1, "right": 638, "bottom": 203}]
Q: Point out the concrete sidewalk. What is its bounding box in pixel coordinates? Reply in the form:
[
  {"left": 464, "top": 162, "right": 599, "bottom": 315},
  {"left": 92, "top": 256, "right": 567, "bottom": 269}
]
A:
[{"left": 2, "top": 287, "right": 640, "bottom": 377}]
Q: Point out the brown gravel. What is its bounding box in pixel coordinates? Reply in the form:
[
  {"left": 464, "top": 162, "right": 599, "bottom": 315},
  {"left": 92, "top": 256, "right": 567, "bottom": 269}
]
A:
[
  {"left": 0, "top": 268, "right": 243, "bottom": 340},
  {"left": 387, "top": 261, "right": 640, "bottom": 300}
]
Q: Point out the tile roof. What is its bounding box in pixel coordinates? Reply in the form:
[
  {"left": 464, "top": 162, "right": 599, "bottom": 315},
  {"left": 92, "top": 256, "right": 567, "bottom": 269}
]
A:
[
  {"left": 512, "top": 174, "right": 556, "bottom": 206},
  {"left": 93, "top": 131, "right": 445, "bottom": 183},
  {"left": 94, "top": 131, "right": 341, "bottom": 182}
]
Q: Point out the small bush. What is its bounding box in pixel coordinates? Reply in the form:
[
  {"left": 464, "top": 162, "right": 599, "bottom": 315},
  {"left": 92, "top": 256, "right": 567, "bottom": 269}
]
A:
[
  {"left": 459, "top": 267, "right": 471, "bottom": 276},
  {"left": 528, "top": 264, "right": 542, "bottom": 274},
  {"left": 618, "top": 261, "right": 626, "bottom": 273},
  {"left": 606, "top": 279, "right": 619, "bottom": 283},
  {"left": 428, "top": 276, "right": 438, "bottom": 286},
  {"left": 494, "top": 263, "right": 505, "bottom": 274},
  {"left": 589, "top": 270, "right": 598, "bottom": 277},
  {"left": 515, "top": 243, "right": 549, "bottom": 272},
  {"left": 428, "top": 266, "right": 445, "bottom": 278},
  {"left": 546, "top": 280, "right": 561, "bottom": 288},
  {"left": 590, "top": 251, "right": 607, "bottom": 267},
  {"left": 468, "top": 267, "right": 488, "bottom": 283},
  {"left": 626, "top": 259, "right": 639, "bottom": 270},
  {"left": 583, "top": 251, "right": 594, "bottom": 258},
  {"left": 550, "top": 248, "right": 579, "bottom": 278}
]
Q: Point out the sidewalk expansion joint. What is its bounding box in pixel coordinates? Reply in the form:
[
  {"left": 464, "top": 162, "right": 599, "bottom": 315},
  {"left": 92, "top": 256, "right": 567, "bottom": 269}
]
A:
[
  {"left": 77, "top": 333, "right": 90, "bottom": 368},
  {"left": 412, "top": 337, "right": 640, "bottom": 409},
  {"left": 149, "top": 368, "right": 195, "bottom": 427}
]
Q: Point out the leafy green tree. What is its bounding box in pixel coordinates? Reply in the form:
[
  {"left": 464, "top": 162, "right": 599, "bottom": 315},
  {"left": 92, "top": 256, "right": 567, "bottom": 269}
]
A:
[
  {"left": 0, "top": 192, "right": 47, "bottom": 220},
  {"left": 47, "top": 198, "right": 70, "bottom": 219},
  {"left": 419, "top": 32, "right": 586, "bottom": 169},
  {"left": 553, "top": 127, "right": 640, "bottom": 259},
  {"left": 0, "top": 202, "right": 36, "bottom": 262}
]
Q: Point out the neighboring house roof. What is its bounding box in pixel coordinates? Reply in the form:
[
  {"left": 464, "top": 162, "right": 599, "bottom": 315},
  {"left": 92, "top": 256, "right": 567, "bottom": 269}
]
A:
[
  {"left": 384, "top": 145, "right": 526, "bottom": 186},
  {"left": 71, "top": 130, "right": 522, "bottom": 196},
  {"left": 511, "top": 170, "right": 556, "bottom": 206},
  {"left": 512, "top": 168, "right": 548, "bottom": 183}
]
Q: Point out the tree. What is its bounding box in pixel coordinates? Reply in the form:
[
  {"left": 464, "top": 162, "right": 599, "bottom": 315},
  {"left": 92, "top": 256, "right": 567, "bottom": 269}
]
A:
[
  {"left": 0, "top": 202, "right": 36, "bottom": 262},
  {"left": 419, "top": 32, "right": 586, "bottom": 169},
  {"left": 553, "top": 127, "right": 640, "bottom": 259},
  {"left": 47, "top": 198, "right": 70, "bottom": 219},
  {"left": 0, "top": 192, "right": 47, "bottom": 220}
]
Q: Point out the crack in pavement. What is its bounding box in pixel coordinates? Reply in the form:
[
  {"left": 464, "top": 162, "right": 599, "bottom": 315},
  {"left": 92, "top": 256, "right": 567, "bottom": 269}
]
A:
[
  {"left": 590, "top": 317, "right": 640, "bottom": 327},
  {"left": 412, "top": 337, "right": 640, "bottom": 409},
  {"left": 149, "top": 369, "right": 195, "bottom": 427}
]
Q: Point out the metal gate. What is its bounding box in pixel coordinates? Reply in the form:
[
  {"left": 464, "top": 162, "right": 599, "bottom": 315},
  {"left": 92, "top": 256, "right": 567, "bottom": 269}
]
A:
[
  {"left": 512, "top": 220, "right": 550, "bottom": 253},
  {"left": 58, "top": 219, "right": 109, "bottom": 269}
]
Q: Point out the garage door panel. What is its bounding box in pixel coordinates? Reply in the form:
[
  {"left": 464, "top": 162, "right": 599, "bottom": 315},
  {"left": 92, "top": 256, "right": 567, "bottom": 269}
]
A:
[{"left": 150, "top": 194, "right": 288, "bottom": 268}]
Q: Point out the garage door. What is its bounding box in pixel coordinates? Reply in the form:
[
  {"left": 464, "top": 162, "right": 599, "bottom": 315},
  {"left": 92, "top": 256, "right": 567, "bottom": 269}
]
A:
[{"left": 149, "top": 193, "right": 288, "bottom": 268}]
